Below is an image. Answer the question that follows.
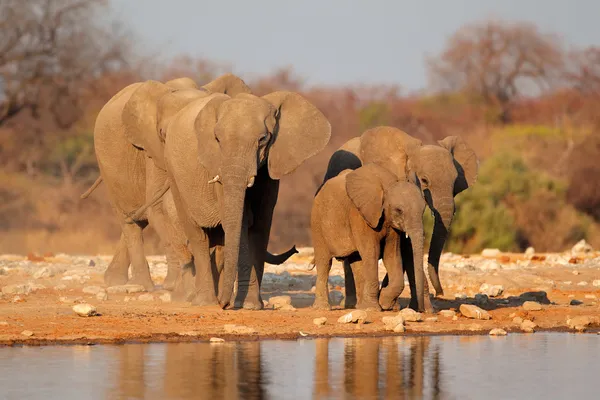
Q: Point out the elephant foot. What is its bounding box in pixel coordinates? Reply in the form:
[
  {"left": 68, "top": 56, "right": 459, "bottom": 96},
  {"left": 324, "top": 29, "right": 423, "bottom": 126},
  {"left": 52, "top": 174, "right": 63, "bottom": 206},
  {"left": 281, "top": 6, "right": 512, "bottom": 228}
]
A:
[
  {"left": 312, "top": 298, "right": 332, "bottom": 310},
  {"left": 343, "top": 296, "right": 357, "bottom": 309},
  {"left": 162, "top": 269, "right": 180, "bottom": 291},
  {"left": 357, "top": 299, "right": 382, "bottom": 312},
  {"left": 233, "top": 285, "right": 264, "bottom": 310},
  {"left": 104, "top": 267, "right": 129, "bottom": 287},
  {"left": 171, "top": 270, "right": 196, "bottom": 302},
  {"left": 408, "top": 295, "right": 435, "bottom": 313},
  {"left": 191, "top": 291, "right": 219, "bottom": 307},
  {"left": 127, "top": 276, "right": 155, "bottom": 292}
]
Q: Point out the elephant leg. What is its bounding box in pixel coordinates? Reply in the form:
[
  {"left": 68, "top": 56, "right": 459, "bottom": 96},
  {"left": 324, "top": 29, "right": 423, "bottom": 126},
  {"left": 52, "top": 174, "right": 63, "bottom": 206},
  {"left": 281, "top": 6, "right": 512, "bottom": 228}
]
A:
[
  {"left": 121, "top": 221, "right": 155, "bottom": 291},
  {"left": 313, "top": 253, "right": 332, "bottom": 310},
  {"left": 402, "top": 235, "right": 434, "bottom": 312},
  {"left": 379, "top": 232, "right": 404, "bottom": 310},
  {"left": 354, "top": 235, "right": 382, "bottom": 311},
  {"left": 189, "top": 228, "right": 219, "bottom": 307},
  {"left": 104, "top": 232, "right": 130, "bottom": 287},
  {"left": 350, "top": 258, "right": 365, "bottom": 307},
  {"left": 233, "top": 213, "right": 260, "bottom": 309},
  {"left": 343, "top": 258, "right": 357, "bottom": 309}
]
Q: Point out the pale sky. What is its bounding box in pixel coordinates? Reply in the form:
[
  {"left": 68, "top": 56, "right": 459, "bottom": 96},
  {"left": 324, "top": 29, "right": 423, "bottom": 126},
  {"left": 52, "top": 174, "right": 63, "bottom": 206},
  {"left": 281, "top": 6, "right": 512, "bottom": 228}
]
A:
[{"left": 111, "top": 0, "right": 600, "bottom": 91}]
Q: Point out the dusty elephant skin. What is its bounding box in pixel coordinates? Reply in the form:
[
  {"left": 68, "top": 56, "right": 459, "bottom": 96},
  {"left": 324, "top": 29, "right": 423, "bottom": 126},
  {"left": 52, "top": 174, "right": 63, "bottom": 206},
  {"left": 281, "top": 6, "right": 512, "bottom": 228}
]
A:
[
  {"left": 164, "top": 87, "right": 331, "bottom": 310},
  {"left": 318, "top": 127, "right": 479, "bottom": 310},
  {"left": 311, "top": 163, "right": 426, "bottom": 311}
]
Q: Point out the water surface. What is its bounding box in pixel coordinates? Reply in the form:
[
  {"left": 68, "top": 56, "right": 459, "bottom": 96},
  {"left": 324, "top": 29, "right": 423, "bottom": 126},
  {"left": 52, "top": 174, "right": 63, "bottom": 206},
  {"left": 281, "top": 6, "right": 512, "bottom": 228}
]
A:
[{"left": 0, "top": 333, "right": 598, "bottom": 399}]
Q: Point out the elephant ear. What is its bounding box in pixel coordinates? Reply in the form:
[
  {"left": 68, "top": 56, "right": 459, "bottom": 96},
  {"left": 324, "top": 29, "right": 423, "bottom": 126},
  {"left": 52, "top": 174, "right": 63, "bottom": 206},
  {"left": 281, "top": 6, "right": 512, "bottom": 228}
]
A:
[
  {"left": 262, "top": 91, "right": 332, "bottom": 180},
  {"left": 346, "top": 163, "right": 397, "bottom": 228},
  {"left": 202, "top": 73, "right": 252, "bottom": 96},
  {"left": 122, "top": 80, "right": 174, "bottom": 170},
  {"left": 360, "top": 126, "right": 421, "bottom": 180},
  {"left": 165, "top": 77, "right": 198, "bottom": 89},
  {"left": 437, "top": 136, "right": 479, "bottom": 195},
  {"left": 194, "top": 94, "right": 230, "bottom": 179}
]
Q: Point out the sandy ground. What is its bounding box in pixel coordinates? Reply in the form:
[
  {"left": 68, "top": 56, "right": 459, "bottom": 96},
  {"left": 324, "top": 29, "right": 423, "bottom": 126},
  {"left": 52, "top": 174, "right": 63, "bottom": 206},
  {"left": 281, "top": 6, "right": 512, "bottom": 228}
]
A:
[{"left": 1, "top": 245, "right": 599, "bottom": 346}]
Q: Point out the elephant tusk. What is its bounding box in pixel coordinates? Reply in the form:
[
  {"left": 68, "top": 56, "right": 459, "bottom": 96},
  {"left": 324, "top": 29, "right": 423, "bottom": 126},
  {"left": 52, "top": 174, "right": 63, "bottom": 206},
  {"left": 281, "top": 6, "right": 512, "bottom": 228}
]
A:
[
  {"left": 208, "top": 175, "right": 220, "bottom": 184},
  {"left": 405, "top": 232, "right": 409, "bottom": 239},
  {"left": 247, "top": 176, "right": 255, "bottom": 188}
]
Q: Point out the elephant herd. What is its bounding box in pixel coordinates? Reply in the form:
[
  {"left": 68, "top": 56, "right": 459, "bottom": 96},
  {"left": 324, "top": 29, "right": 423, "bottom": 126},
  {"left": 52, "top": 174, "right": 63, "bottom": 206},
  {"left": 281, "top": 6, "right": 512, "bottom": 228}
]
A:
[{"left": 82, "top": 73, "right": 479, "bottom": 313}]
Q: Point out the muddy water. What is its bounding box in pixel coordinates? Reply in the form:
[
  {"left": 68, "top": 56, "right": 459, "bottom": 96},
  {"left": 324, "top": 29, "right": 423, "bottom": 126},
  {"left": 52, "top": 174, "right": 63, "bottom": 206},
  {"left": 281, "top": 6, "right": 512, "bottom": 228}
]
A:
[{"left": 0, "top": 333, "right": 598, "bottom": 399}]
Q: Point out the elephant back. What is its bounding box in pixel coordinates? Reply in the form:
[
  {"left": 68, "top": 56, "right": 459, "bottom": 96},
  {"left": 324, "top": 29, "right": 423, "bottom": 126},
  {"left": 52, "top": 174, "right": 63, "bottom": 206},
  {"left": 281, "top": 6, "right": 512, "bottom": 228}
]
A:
[{"left": 360, "top": 126, "right": 420, "bottom": 180}]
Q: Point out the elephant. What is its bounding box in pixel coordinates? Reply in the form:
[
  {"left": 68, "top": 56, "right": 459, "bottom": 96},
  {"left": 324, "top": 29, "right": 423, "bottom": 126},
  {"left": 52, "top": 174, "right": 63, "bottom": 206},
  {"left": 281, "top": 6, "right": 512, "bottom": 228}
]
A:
[
  {"left": 84, "top": 74, "right": 260, "bottom": 291},
  {"left": 311, "top": 163, "right": 426, "bottom": 311},
  {"left": 320, "top": 126, "right": 478, "bottom": 311},
  {"left": 162, "top": 90, "right": 331, "bottom": 309}
]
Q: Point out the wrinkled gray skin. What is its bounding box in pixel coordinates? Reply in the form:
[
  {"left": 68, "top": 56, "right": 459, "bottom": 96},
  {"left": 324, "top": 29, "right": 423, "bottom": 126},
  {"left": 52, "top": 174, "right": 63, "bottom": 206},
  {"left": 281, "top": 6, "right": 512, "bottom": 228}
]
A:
[
  {"left": 86, "top": 74, "right": 297, "bottom": 292},
  {"left": 319, "top": 126, "right": 478, "bottom": 311},
  {"left": 311, "top": 164, "right": 426, "bottom": 311},
  {"left": 164, "top": 89, "right": 331, "bottom": 309}
]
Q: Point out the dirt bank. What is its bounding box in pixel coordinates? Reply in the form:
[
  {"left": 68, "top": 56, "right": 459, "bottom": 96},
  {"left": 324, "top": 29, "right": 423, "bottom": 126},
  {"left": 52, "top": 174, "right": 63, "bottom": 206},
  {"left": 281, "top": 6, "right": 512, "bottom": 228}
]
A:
[{"left": 1, "top": 247, "right": 599, "bottom": 346}]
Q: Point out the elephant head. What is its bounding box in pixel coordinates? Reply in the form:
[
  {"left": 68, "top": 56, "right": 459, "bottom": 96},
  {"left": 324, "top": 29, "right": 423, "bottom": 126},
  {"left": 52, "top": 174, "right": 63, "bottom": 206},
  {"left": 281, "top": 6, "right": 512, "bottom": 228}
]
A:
[
  {"left": 345, "top": 163, "right": 426, "bottom": 311},
  {"left": 195, "top": 91, "right": 331, "bottom": 307},
  {"left": 406, "top": 136, "right": 478, "bottom": 296}
]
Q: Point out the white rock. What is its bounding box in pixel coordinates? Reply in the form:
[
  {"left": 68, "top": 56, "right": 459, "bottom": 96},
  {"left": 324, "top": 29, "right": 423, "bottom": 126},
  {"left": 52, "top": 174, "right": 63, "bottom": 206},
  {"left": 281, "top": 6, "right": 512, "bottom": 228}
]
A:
[
  {"left": 0, "top": 321, "right": 8, "bottom": 326},
  {"left": 525, "top": 247, "right": 535, "bottom": 257},
  {"left": 571, "top": 239, "right": 593, "bottom": 254},
  {"left": 1, "top": 284, "right": 30, "bottom": 295},
  {"left": 393, "top": 324, "right": 406, "bottom": 333},
  {"left": 593, "top": 280, "right": 600, "bottom": 287},
  {"left": 313, "top": 317, "right": 327, "bottom": 326},
  {"left": 96, "top": 291, "right": 108, "bottom": 301},
  {"left": 521, "top": 320, "right": 536, "bottom": 333},
  {"left": 439, "top": 310, "right": 456, "bottom": 318},
  {"left": 585, "top": 294, "right": 597, "bottom": 300},
  {"left": 572, "top": 270, "right": 580, "bottom": 275},
  {"left": 82, "top": 286, "right": 104, "bottom": 295},
  {"left": 382, "top": 315, "right": 404, "bottom": 330},
  {"left": 337, "top": 310, "right": 368, "bottom": 324},
  {"left": 179, "top": 331, "right": 200, "bottom": 336},
  {"left": 399, "top": 308, "right": 424, "bottom": 322},
  {"left": 489, "top": 328, "right": 507, "bottom": 336},
  {"left": 210, "top": 337, "right": 225, "bottom": 343},
  {"left": 577, "top": 281, "right": 589, "bottom": 286},
  {"left": 563, "top": 281, "right": 572, "bottom": 285},
  {"left": 454, "top": 293, "right": 467, "bottom": 300},
  {"left": 522, "top": 301, "right": 542, "bottom": 311},
  {"left": 479, "top": 283, "right": 504, "bottom": 297},
  {"left": 268, "top": 295, "right": 293, "bottom": 310},
  {"left": 481, "top": 248, "right": 501, "bottom": 257},
  {"left": 27, "top": 283, "right": 45, "bottom": 292},
  {"left": 223, "top": 324, "right": 257, "bottom": 334},
  {"left": 12, "top": 296, "right": 23, "bottom": 303},
  {"left": 72, "top": 303, "right": 97, "bottom": 317},
  {"left": 459, "top": 304, "right": 491, "bottom": 320},
  {"left": 480, "top": 260, "right": 502, "bottom": 271},
  {"left": 21, "top": 330, "right": 34, "bottom": 337},
  {"left": 138, "top": 293, "right": 154, "bottom": 301},
  {"left": 159, "top": 292, "right": 172, "bottom": 303},
  {"left": 33, "top": 267, "right": 54, "bottom": 279},
  {"left": 54, "top": 284, "right": 67, "bottom": 290},
  {"left": 107, "top": 284, "right": 146, "bottom": 294}
]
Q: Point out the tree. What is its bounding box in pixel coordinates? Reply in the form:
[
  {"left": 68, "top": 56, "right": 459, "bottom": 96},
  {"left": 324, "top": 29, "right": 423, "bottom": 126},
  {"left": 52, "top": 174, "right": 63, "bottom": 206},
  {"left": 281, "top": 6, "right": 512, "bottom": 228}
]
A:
[{"left": 427, "top": 19, "right": 564, "bottom": 123}]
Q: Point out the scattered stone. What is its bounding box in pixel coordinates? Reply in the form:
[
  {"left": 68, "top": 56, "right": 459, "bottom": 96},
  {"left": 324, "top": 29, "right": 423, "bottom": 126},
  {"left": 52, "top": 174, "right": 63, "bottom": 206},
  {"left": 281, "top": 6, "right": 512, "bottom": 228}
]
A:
[
  {"left": 72, "top": 303, "right": 97, "bottom": 317},
  {"left": 479, "top": 283, "right": 504, "bottom": 297},
  {"left": 0, "top": 321, "right": 8, "bottom": 326},
  {"left": 480, "top": 260, "right": 502, "bottom": 271},
  {"left": 513, "top": 316, "right": 524, "bottom": 324},
  {"left": 106, "top": 284, "right": 146, "bottom": 294},
  {"left": 585, "top": 294, "right": 597, "bottom": 300},
  {"left": 525, "top": 247, "right": 535, "bottom": 257},
  {"left": 21, "top": 330, "right": 34, "bottom": 337},
  {"left": 2, "top": 284, "right": 30, "bottom": 295},
  {"left": 310, "top": 286, "right": 316, "bottom": 293},
  {"left": 96, "top": 291, "right": 108, "bottom": 301},
  {"left": 54, "top": 284, "right": 67, "bottom": 291},
  {"left": 313, "top": 317, "right": 327, "bottom": 326},
  {"left": 572, "top": 270, "right": 580, "bottom": 275},
  {"left": 459, "top": 304, "right": 491, "bottom": 320},
  {"left": 474, "top": 294, "right": 490, "bottom": 306},
  {"left": 179, "top": 331, "right": 200, "bottom": 336},
  {"left": 452, "top": 315, "right": 459, "bottom": 321},
  {"left": 489, "top": 328, "right": 507, "bottom": 336},
  {"left": 224, "top": 324, "right": 257, "bottom": 334},
  {"left": 571, "top": 239, "right": 593, "bottom": 254},
  {"left": 33, "top": 267, "right": 54, "bottom": 279},
  {"left": 88, "top": 259, "right": 96, "bottom": 267},
  {"left": 454, "top": 293, "right": 467, "bottom": 300},
  {"left": 382, "top": 315, "right": 404, "bottom": 331},
  {"left": 337, "top": 310, "right": 368, "bottom": 324},
  {"left": 570, "top": 299, "right": 583, "bottom": 306},
  {"left": 159, "top": 292, "right": 172, "bottom": 303},
  {"left": 592, "top": 279, "right": 600, "bottom": 287},
  {"left": 563, "top": 281, "right": 572, "bottom": 285},
  {"left": 567, "top": 316, "right": 599, "bottom": 331},
  {"left": 137, "top": 293, "right": 154, "bottom": 301},
  {"left": 425, "top": 317, "right": 438, "bottom": 322},
  {"left": 82, "top": 286, "right": 104, "bottom": 295},
  {"left": 12, "top": 296, "right": 23, "bottom": 303},
  {"left": 393, "top": 324, "right": 406, "bottom": 333},
  {"left": 399, "top": 308, "right": 424, "bottom": 322},
  {"left": 210, "top": 337, "right": 225, "bottom": 343},
  {"left": 523, "top": 301, "right": 542, "bottom": 311},
  {"left": 481, "top": 248, "right": 501, "bottom": 257},
  {"left": 269, "top": 295, "right": 293, "bottom": 310},
  {"left": 124, "top": 296, "right": 132, "bottom": 302},
  {"left": 439, "top": 310, "right": 456, "bottom": 318},
  {"left": 521, "top": 320, "right": 536, "bottom": 333},
  {"left": 577, "top": 281, "right": 589, "bottom": 286}
]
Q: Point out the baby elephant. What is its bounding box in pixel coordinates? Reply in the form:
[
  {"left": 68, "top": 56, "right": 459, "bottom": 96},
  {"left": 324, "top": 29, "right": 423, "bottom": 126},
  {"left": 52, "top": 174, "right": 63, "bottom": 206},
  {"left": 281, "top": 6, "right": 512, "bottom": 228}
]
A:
[{"left": 311, "top": 163, "right": 426, "bottom": 311}]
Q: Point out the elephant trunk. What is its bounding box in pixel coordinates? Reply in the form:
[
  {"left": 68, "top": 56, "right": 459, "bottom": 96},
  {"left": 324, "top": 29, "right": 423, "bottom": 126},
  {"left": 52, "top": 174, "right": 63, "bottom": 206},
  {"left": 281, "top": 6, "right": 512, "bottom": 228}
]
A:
[
  {"left": 427, "top": 201, "right": 453, "bottom": 297},
  {"left": 409, "top": 228, "right": 425, "bottom": 312},
  {"left": 217, "top": 166, "right": 250, "bottom": 308},
  {"left": 265, "top": 246, "right": 298, "bottom": 265}
]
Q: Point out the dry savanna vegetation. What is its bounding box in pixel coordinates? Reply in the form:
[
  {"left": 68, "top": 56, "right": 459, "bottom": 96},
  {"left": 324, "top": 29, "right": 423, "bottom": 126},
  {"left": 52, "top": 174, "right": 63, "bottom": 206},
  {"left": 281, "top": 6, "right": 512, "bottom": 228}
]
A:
[{"left": 1, "top": 1, "right": 600, "bottom": 256}]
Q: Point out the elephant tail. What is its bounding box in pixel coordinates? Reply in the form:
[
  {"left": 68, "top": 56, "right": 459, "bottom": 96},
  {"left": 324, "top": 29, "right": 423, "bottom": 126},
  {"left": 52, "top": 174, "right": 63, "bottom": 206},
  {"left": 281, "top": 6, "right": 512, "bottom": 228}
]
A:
[
  {"left": 80, "top": 176, "right": 103, "bottom": 199},
  {"left": 308, "top": 257, "right": 316, "bottom": 271},
  {"left": 265, "top": 245, "right": 299, "bottom": 265},
  {"left": 124, "top": 181, "right": 170, "bottom": 224}
]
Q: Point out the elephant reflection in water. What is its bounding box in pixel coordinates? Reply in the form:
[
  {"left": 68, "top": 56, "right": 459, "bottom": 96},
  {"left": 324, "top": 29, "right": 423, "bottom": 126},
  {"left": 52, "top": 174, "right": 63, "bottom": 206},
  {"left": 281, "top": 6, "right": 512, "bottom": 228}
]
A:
[
  {"left": 108, "top": 342, "right": 264, "bottom": 400},
  {"left": 313, "top": 337, "right": 443, "bottom": 399}
]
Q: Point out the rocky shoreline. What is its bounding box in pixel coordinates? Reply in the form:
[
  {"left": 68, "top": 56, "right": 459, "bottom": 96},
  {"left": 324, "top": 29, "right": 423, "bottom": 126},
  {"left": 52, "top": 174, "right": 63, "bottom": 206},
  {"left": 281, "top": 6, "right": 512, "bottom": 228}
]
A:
[{"left": 1, "top": 242, "right": 599, "bottom": 346}]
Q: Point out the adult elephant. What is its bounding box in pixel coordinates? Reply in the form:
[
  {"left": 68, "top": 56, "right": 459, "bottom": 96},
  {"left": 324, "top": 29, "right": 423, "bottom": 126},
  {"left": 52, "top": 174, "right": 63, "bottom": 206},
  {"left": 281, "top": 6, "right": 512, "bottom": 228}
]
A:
[
  {"left": 163, "top": 91, "right": 331, "bottom": 309},
  {"left": 320, "top": 126, "right": 478, "bottom": 310},
  {"left": 86, "top": 74, "right": 254, "bottom": 291}
]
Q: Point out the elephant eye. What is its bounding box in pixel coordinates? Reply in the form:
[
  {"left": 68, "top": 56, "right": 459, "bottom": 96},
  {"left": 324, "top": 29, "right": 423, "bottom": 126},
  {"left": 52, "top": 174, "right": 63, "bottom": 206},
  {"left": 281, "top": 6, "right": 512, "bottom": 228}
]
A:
[
  {"left": 420, "top": 177, "right": 429, "bottom": 187},
  {"left": 259, "top": 132, "right": 269, "bottom": 144}
]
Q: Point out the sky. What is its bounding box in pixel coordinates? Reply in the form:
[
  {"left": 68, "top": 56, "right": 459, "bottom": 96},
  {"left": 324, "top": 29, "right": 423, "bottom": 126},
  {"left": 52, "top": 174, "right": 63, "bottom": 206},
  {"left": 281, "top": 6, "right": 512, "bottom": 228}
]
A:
[{"left": 111, "top": 0, "right": 600, "bottom": 91}]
